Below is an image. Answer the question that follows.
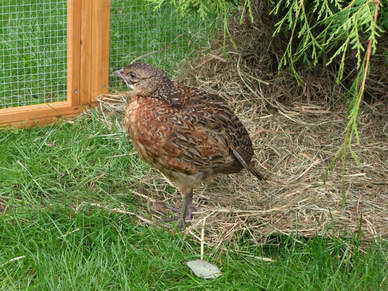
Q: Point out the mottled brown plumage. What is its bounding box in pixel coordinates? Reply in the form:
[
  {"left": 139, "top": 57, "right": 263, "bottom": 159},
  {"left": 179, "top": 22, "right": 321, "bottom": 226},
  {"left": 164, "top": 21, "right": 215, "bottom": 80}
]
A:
[{"left": 115, "top": 62, "right": 263, "bottom": 229}]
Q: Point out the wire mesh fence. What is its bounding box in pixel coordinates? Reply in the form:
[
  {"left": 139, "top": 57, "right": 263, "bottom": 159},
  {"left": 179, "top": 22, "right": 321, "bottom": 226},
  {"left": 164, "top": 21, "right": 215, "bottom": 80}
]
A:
[
  {"left": 0, "top": 0, "right": 67, "bottom": 109},
  {"left": 0, "top": 0, "right": 206, "bottom": 110},
  {"left": 109, "top": 0, "right": 204, "bottom": 91}
]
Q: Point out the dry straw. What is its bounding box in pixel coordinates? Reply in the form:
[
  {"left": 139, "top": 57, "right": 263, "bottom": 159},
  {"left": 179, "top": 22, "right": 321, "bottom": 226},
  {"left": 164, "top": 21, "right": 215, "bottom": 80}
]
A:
[
  {"left": 96, "top": 2, "right": 387, "bottom": 245},
  {"left": 96, "top": 87, "right": 387, "bottom": 245}
]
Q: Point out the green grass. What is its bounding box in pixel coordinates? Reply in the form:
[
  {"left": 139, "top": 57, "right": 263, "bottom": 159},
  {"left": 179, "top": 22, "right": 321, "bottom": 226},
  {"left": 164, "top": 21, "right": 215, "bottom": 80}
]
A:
[
  {"left": 0, "top": 112, "right": 387, "bottom": 290},
  {"left": 0, "top": 1, "right": 386, "bottom": 289}
]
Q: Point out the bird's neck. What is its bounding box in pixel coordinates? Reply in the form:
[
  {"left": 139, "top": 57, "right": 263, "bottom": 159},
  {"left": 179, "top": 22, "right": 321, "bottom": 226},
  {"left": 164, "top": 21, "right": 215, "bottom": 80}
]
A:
[{"left": 153, "top": 79, "right": 183, "bottom": 107}]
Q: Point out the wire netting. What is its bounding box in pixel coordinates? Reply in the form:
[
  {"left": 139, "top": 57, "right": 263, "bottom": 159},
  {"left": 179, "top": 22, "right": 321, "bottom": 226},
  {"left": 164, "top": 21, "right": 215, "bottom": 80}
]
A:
[
  {"left": 0, "top": 0, "right": 67, "bottom": 109},
  {"left": 0, "top": 0, "right": 206, "bottom": 109},
  {"left": 109, "top": 0, "right": 205, "bottom": 91}
]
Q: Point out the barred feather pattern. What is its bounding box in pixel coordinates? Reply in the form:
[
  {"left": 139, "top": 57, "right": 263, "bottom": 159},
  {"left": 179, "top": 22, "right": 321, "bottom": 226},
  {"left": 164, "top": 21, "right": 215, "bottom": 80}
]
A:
[
  {"left": 124, "top": 83, "right": 262, "bottom": 183},
  {"left": 120, "top": 62, "right": 262, "bottom": 191}
]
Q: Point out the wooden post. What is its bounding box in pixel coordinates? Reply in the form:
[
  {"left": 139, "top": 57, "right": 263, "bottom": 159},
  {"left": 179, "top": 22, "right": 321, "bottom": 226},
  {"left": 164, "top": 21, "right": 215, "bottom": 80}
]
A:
[
  {"left": 79, "top": 0, "right": 111, "bottom": 106},
  {"left": 78, "top": 0, "right": 93, "bottom": 105},
  {"left": 91, "top": 0, "right": 111, "bottom": 102},
  {"left": 68, "top": 0, "right": 82, "bottom": 106}
]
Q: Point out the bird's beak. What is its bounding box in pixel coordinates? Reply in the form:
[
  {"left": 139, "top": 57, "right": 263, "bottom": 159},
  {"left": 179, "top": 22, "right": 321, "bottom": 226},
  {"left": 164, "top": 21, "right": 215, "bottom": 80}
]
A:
[
  {"left": 113, "top": 68, "right": 134, "bottom": 89},
  {"left": 113, "top": 69, "right": 123, "bottom": 77}
]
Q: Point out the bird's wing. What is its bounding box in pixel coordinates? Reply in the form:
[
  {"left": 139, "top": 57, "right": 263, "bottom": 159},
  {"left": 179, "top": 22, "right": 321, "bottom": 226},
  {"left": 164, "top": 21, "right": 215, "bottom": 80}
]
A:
[
  {"left": 180, "top": 87, "right": 265, "bottom": 178},
  {"left": 167, "top": 92, "right": 257, "bottom": 175}
]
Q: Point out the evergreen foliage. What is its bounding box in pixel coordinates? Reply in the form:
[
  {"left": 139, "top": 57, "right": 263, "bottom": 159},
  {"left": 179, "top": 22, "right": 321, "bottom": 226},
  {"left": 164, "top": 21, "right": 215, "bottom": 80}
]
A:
[{"left": 148, "top": 0, "right": 387, "bottom": 163}]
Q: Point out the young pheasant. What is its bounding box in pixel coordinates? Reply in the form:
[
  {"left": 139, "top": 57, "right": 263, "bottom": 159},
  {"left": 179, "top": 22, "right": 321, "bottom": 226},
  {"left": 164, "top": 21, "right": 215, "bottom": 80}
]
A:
[{"left": 115, "top": 62, "right": 263, "bottom": 229}]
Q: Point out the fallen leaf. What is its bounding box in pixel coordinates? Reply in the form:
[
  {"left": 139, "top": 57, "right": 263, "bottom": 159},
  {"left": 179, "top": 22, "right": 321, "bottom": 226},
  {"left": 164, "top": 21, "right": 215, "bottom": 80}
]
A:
[{"left": 185, "top": 259, "right": 221, "bottom": 279}]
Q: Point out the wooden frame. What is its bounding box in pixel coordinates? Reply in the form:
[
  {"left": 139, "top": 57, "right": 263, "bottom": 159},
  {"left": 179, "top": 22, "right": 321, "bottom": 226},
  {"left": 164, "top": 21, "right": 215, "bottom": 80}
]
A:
[{"left": 0, "top": 0, "right": 111, "bottom": 128}]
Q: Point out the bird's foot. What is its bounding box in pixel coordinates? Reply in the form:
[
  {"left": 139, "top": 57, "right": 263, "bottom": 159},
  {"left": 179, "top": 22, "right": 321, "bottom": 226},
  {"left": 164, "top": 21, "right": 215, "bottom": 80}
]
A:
[
  {"left": 177, "top": 208, "right": 194, "bottom": 231},
  {"left": 159, "top": 211, "right": 193, "bottom": 223},
  {"left": 178, "top": 218, "right": 186, "bottom": 231},
  {"left": 159, "top": 215, "right": 192, "bottom": 231},
  {"left": 158, "top": 216, "right": 187, "bottom": 231}
]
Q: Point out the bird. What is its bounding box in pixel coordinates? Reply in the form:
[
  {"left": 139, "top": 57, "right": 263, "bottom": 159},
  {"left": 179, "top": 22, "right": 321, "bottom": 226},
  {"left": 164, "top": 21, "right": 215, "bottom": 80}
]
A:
[{"left": 114, "top": 62, "right": 264, "bottom": 230}]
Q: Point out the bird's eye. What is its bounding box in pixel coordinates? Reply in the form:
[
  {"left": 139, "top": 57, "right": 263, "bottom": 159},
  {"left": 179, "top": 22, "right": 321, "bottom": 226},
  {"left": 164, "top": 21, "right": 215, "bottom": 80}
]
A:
[{"left": 129, "top": 72, "right": 137, "bottom": 79}]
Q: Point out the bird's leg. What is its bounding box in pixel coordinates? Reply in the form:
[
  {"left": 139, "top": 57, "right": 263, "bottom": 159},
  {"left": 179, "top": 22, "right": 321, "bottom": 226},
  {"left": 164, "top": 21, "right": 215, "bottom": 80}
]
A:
[
  {"left": 178, "top": 189, "right": 193, "bottom": 230},
  {"left": 185, "top": 190, "right": 194, "bottom": 221}
]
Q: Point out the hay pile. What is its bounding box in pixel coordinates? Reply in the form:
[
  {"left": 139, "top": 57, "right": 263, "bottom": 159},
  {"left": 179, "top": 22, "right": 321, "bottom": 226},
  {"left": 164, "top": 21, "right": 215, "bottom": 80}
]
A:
[
  {"left": 98, "top": 2, "right": 387, "bottom": 245},
  {"left": 98, "top": 93, "right": 387, "bottom": 245}
]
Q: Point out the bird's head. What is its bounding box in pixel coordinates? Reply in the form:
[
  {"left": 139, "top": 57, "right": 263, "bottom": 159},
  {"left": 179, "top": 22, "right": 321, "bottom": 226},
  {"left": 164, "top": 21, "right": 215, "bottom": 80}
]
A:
[{"left": 114, "top": 62, "right": 181, "bottom": 106}]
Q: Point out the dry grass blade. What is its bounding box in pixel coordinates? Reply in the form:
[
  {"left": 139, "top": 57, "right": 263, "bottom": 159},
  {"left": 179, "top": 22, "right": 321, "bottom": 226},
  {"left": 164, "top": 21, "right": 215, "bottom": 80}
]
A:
[
  {"left": 75, "top": 202, "right": 173, "bottom": 229},
  {"left": 95, "top": 1, "right": 387, "bottom": 244},
  {"left": 96, "top": 88, "right": 387, "bottom": 245}
]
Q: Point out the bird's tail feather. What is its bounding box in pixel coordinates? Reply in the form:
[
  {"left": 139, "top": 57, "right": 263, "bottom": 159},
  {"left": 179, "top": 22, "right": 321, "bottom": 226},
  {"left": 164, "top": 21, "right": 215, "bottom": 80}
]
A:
[{"left": 231, "top": 148, "right": 265, "bottom": 180}]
